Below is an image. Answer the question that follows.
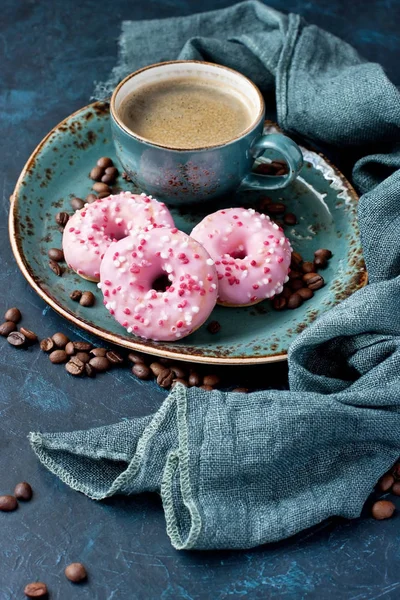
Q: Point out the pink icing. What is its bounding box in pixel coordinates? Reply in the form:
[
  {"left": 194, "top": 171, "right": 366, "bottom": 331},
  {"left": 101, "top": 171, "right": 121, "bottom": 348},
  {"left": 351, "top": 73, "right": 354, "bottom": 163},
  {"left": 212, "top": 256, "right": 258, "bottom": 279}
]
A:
[
  {"left": 62, "top": 192, "right": 174, "bottom": 281},
  {"left": 99, "top": 227, "right": 218, "bottom": 341},
  {"left": 191, "top": 207, "right": 292, "bottom": 306}
]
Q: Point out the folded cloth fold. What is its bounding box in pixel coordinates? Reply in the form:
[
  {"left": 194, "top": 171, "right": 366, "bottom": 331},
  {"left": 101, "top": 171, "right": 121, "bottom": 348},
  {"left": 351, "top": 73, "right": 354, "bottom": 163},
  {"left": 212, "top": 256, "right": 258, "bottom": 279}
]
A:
[{"left": 31, "top": 1, "right": 400, "bottom": 550}]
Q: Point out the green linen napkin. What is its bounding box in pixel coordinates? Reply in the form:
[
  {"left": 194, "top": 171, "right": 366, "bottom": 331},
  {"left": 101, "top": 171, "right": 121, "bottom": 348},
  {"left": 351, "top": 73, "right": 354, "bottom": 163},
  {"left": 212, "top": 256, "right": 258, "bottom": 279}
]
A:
[{"left": 30, "top": 1, "right": 400, "bottom": 550}]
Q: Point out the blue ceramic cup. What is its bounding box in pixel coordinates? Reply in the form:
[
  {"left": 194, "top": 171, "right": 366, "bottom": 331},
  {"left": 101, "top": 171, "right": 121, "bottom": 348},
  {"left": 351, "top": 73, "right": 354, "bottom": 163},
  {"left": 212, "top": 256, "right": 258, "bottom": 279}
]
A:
[{"left": 110, "top": 61, "right": 303, "bottom": 204}]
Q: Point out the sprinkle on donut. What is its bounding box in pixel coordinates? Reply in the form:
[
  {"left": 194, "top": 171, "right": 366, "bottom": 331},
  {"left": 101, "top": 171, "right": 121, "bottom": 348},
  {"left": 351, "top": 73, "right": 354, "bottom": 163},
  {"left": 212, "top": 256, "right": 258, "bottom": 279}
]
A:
[
  {"left": 191, "top": 207, "right": 292, "bottom": 306},
  {"left": 99, "top": 227, "right": 218, "bottom": 341},
  {"left": 62, "top": 192, "right": 174, "bottom": 282}
]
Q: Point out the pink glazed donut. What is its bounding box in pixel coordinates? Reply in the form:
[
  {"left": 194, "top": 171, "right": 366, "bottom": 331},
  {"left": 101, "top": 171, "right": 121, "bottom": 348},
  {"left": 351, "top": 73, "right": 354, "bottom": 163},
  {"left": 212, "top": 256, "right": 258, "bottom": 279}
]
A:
[
  {"left": 191, "top": 207, "right": 292, "bottom": 306},
  {"left": 63, "top": 192, "right": 174, "bottom": 282},
  {"left": 99, "top": 227, "right": 218, "bottom": 342}
]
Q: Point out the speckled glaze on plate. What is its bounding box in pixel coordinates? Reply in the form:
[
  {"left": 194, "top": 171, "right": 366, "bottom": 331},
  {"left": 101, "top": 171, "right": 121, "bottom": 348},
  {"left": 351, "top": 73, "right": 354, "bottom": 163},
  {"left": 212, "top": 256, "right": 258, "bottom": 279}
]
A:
[{"left": 9, "top": 101, "right": 366, "bottom": 365}]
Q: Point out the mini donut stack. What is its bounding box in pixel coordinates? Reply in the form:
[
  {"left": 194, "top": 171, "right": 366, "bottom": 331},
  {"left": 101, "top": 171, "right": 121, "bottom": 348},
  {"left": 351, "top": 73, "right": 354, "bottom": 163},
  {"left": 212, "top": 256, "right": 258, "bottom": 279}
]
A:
[{"left": 63, "top": 192, "right": 292, "bottom": 341}]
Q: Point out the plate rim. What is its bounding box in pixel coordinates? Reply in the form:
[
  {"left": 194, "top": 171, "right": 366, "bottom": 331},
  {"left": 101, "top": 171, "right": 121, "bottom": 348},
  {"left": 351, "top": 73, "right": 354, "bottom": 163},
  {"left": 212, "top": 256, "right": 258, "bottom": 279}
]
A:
[{"left": 9, "top": 101, "right": 365, "bottom": 365}]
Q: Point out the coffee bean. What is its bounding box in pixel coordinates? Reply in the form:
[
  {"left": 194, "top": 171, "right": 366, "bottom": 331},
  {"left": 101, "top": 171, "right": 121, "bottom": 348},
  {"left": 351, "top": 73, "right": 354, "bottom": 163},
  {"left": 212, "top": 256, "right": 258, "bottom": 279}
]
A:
[
  {"left": 128, "top": 351, "right": 146, "bottom": 364},
  {"left": 80, "top": 291, "right": 95, "bottom": 307},
  {"left": 132, "top": 363, "right": 151, "bottom": 379},
  {"left": 70, "top": 289, "right": 82, "bottom": 302},
  {"left": 203, "top": 374, "right": 220, "bottom": 387},
  {"left": 106, "top": 350, "right": 124, "bottom": 365},
  {"left": 19, "top": 327, "right": 38, "bottom": 344},
  {"left": 0, "top": 495, "right": 18, "bottom": 511},
  {"left": 65, "top": 562, "right": 87, "bottom": 583},
  {"left": 90, "top": 165, "right": 105, "bottom": 181},
  {"left": 73, "top": 341, "right": 93, "bottom": 351},
  {"left": 49, "top": 349, "right": 68, "bottom": 364},
  {"left": 24, "top": 582, "right": 48, "bottom": 598},
  {"left": 71, "top": 197, "right": 85, "bottom": 211},
  {"left": 90, "top": 347, "right": 107, "bottom": 357},
  {"left": 288, "top": 270, "right": 302, "bottom": 280},
  {"left": 101, "top": 166, "right": 118, "bottom": 184},
  {"left": 290, "top": 279, "right": 303, "bottom": 291},
  {"left": 372, "top": 500, "right": 395, "bottom": 520},
  {"left": 171, "top": 378, "right": 189, "bottom": 388},
  {"left": 283, "top": 212, "right": 297, "bottom": 226},
  {"left": 200, "top": 385, "right": 214, "bottom": 391},
  {"left": 297, "top": 287, "right": 314, "bottom": 300},
  {"left": 157, "top": 369, "right": 174, "bottom": 389},
  {"left": 314, "top": 248, "right": 332, "bottom": 268},
  {"left": 303, "top": 272, "right": 324, "bottom": 290},
  {"left": 14, "top": 482, "right": 33, "bottom": 501},
  {"left": 281, "top": 287, "right": 292, "bottom": 299},
  {"left": 55, "top": 211, "right": 70, "bottom": 227},
  {"left": 266, "top": 202, "right": 286, "bottom": 215},
  {"left": 75, "top": 352, "right": 91, "bottom": 364},
  {"left": 258, "top": 196, "right": 272, "bottom": 212},
  {"left": 271, "top": 159, "right": 289, "bottom": 174},
  {"left": 65, "top": 342, "right": 75, "bottom": 355},
  {"left": 254, "top": 162, "right": 276, "bottom": 175},
  {"left": 207, "top": 320, "right": 221, "bottom": 334},
  {"left": 5, "top": 307, "right": 22, "bottom": 323},
  {"left": 52, "top": 332, "right": 70, "bottom": 348},
  {"left": 392, "top": 463, "right": 400, "bottom": 480},
  {"left": 40, "top": 337, "right": 55, "bottom": 352},
  {"left": 97, "top": 191, "right": 111, "bottom": 199},
  {"left": 290, "top": 252, "right": 303, "bottom": 268},
  {"left": 89, "top": 356, "right": 110, "bottom": 372},
  {"left": 105, "top": 166, "right": 118, "bottom": 177},
  {"left": 232, "top": 387, "right": 249, "bottom": 393},
  {"left": 150, "top": 362, "right": 166, "bottom": 377},
  {"left": 49, "top": 260, "right": 63, "bottom": 276},
  {"left": 97, "top": 157, "right": 113, "bottom": 169},
  {"left": 392, "top": 482, "right": 400, "bottom": 496},
  {"left": 273, "top": 296, "right": 287, "bottom": 310},
  {"left": 85, "top": 363, "right": 96, "bottom": 378},
  {"left": 101, "top": 173, "right": 115, "bottom": 185},
  {"left": 66, "top": 357, "right": 85, "bottom": 376},
  {"left": 170, "top": 364, "right": 186, "bottom": 379},
  {"left": 302, "top": 261, "right": 315, "bottom": 274},
  {"left": 159, "top": 358, "right": 172, "bottom": 366},
  {"left": 379, "top": 473, "right": 394, "bottom": 492},
  {"left": 48, "top": 248, "right": 64, "bottom": 262},
  {"left": 287, "top": 293, "right": 303, "bottom": 309},
  {"left": 86, "top": 193, "right": 97, "bottom": 204},
  {"left": 7, "top": 331, "right": 26, "bottom": 347},
  {"left": 92, "top": 182, "right": 111, "bottom": 193},
  {"left": 188, "top": 372, "right": 202, "bottom": 387},
  {"left": 122, "top": 172, "right": 131, "bottom": 181},
  {"left": 0, "top": 321, "right": 16, "bottom": 336}
]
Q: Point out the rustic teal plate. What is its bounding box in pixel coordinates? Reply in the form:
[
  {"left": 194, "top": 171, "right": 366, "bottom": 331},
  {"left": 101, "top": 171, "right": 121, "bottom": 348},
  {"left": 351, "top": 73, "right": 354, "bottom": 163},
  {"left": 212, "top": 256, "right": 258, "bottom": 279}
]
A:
[{"left": 9, "top": 101, "right": 366, "bottom": 365}]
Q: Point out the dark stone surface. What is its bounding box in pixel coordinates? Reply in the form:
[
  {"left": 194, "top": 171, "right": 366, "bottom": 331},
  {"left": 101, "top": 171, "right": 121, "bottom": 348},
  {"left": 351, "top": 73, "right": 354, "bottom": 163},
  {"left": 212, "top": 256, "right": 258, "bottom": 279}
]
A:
[{"left": 1, "top": 0, "right": 399, "bottom": 598}]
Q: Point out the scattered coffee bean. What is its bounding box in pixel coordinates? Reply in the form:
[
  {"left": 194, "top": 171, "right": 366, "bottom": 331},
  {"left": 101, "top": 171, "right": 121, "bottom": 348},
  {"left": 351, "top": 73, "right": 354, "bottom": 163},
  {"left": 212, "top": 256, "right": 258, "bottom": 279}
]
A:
[
  {"left": 0, "top": 495, "right": 18, "bottom": 511},
  {"left": 172, "top": 378, "right": 189, "bottom": 388},
  {"left": 288, "top": 270, "right": 302, "bottom": 280},
  {"left": 372, "top": 500, "right": 395, "bottom": 520},
  {"left": 150, "top": 362, "right": 166, "bottom": 377},
  {"left": 92, "top": 182, "right": 111, "bottom": 193},
  {"left": 105, "top": 166, "right": 118, "bottom": 178},
  {"left": 40, "top": 337, "right": 55, "bottom": 352},
  {"left": 266, "top": 202, "right": 286, "bottom": 215},
  {"left": 65, "top": 342, "right": 75, "bottom": 355},
  {"left": 170, "top": 364, "right": 186, "bottom": 379},
  {"left": 232, "top": 387, "right": 249, "bottom": 393},
  {"left": 106, "top": 350, "right": 124, "bottom": 365},
  {"left": 290, "top": 251, "right": 303, "bottom": 268},
  {"left": 70, "top": 289, "right": 82, "bottom": 302},
  {"left": 65, "top": 562, "right": 88, "bottom": 583},
  {"left": 132, "top": 363, "right": 151, "bottom": 380},
  {"left": 75, "top": 352, "right": 91, "bottom": 364},
  {"left": 47, "top": 248, "right": 64, "bottom": 262},
  {"left": 258, "top": 196, "right": 272, "bottom": 212},
  {"left": 379, "top": 473, "right": 394, "bottom": 492},
  {"left": 283, "top": 212, "right": 297, "bottom": 226},
  {"left": 89, "top": 356, "right": 110, "bottom": 372},
  {"left": 85, "top": 363, "right": 96, "bottom": 378},
  {"left": 101, "top": 167, "right": 119, "bottom": 184},
  {"left": 52, "top": 332, "right": 70, "bottom": 348},
  {"left": 70, "top": 197, "right": 85, "bottom": 211},
  {"left": 49, "top": 260, "right": 63, "bottom": 276},
  {"left": 128, "top": 351, "right": 146, "bottom": 364},
  {"left": 86, "top": 193, "right": 97, "bottom": 204},
  {"left": 55, "top": 211, "right": 70, "bottom": 227},
  {"left": 24, "top": 582, "right": 48, "bottom": 598},
  {"left": 314, "top": 248, "right": 332, "bottom": 269},
  {"left": 200, "top": 385, "right": 214, "bottom": 391},
  {"left": 0, "top": 321, "right": 16, "bottom": 336},
  {"left": 303, "top": 272, "right": 324, "bottom": 290},
  {"left": 101, "top": 173, "right": 115, "bottom": 185},
  {"left": 79, "top": 291, "right": 95, "bottom": 307},
  {"left": 7, "top": 331, "right": 26, "bottom": 347},
  {"left": 297, "top": 287, "right": 314, "bottom": 300},
  {"left": 19, "top": 327, "right": 38, "bottom": 344},
  {"left": 97, "top": 157, "right": 113, "bottom": 169},
  {"left": 392, "top": 482, "right": 400, "bottom": 496},
  {"left": 73, "top": 341, "right": 93, "bottom": 352},
  {"left": 157, "top": 369, "right": 174, "bottom": 388},
  {"left": 49, "top": 349, "right": 68, "bottom": 364},
  {"left": 188, "top": 372, "right": 202, "bottom": 387},
  {"left": 290, "top": 279, "right": 303, "bottom": 292},
  {"left": 302, "top": 261, "right": 315, "bottom": 274},
  {"left": 203, "top": 374, "right": 220, "bottom": 387},
  {"left": 281, "top": 287, "right": 292, "bottom": 299},
  {"left": 14, "top": 482, "right": 33, "bottom": 501},
  {"left": 273, "top": 296, "right": 287, "bottom": 310},
  {"left": 287, "top": 293, "right": 303, "bottom": 309},
  {"left": 66, "top": 357, "right": 85, "bottom": 376},
  {"left": 5, "top": 307, "right": 22, "bottom": 323},
  {"left": 90, "top": 165, "right": 105, "bottom": 181},
  {"left": 159, "top": 358, "right": 172, "bottom": 366},
  {"left": 97, "top": 191, "right": 111, "bottom": 199},
  {"left": 90, "top": 347, "right": 107, "bottom": 357},
  {"left": 207, "top": 320, "right": 221, "bottom": 334},
  {"left": 392, "top": 464, "right": 400, "bottom": 480},
  {"left": 271, "top": 159, "right": 289, "bottom": 174},
  {"left": 254, "top": 162, "right": 276, "bottom": 175}
]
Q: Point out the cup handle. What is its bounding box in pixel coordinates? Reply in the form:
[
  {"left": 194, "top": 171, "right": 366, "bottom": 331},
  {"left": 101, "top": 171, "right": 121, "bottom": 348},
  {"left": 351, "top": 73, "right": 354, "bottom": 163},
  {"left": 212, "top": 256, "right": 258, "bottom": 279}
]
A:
[{"left": 240, "top": 133, "right": 303, "bottom": 191}]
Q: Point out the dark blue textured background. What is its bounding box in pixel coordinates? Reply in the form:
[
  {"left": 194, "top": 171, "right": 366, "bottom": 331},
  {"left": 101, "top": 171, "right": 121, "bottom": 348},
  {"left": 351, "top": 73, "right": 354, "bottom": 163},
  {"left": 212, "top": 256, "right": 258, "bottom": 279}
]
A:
[{"left": 1, "top": 1, "right": 400, "bottom": 598}]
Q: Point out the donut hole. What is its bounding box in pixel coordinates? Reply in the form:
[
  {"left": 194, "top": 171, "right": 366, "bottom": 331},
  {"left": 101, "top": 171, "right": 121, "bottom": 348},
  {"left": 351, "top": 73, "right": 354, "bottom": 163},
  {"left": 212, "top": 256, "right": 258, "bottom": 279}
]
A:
[
  {"left": 106, "top": 229, "right": 128, "bottom": 242},
  {"left": 152, "top": 273, "right": 171, "bottom": 293},
  {"left": 227, "top": 243, "right": 247, "bottom": 260}
]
